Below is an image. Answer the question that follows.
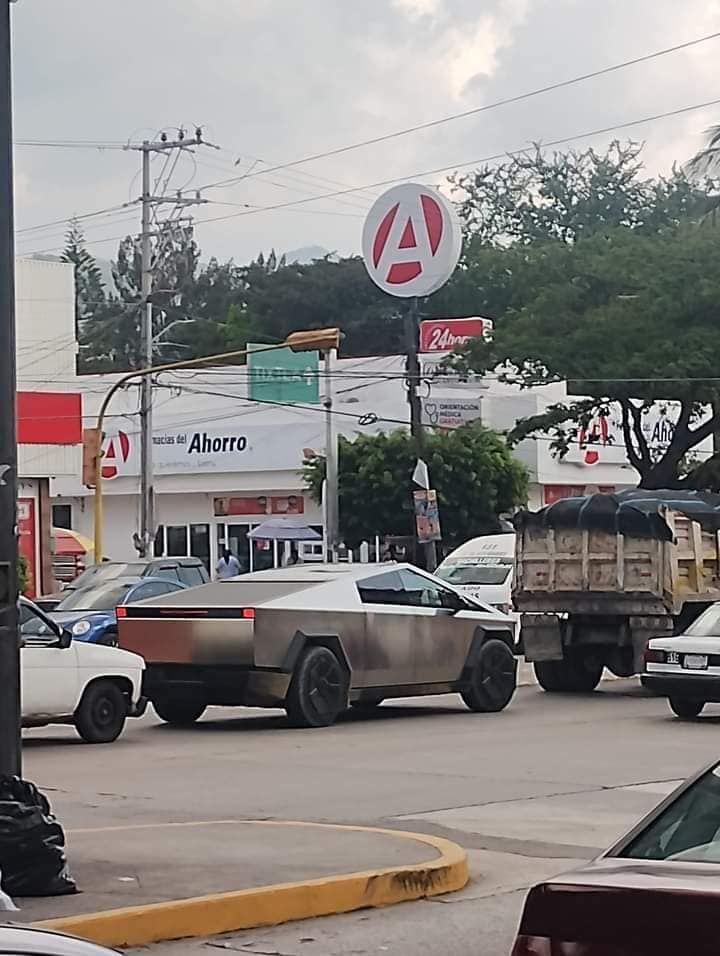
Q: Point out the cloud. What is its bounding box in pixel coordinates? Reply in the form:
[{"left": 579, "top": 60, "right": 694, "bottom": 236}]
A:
[{"left": 10, "top": 0, "right": 720, "bottom": 267}]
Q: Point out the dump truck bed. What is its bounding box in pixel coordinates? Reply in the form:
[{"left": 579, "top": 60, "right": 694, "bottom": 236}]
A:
[{"left": 515, "top": 509, "right": 720, "bottom": 616}]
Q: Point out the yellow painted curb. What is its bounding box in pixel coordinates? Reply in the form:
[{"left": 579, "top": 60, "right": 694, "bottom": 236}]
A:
[{"left": 33, "top": 820, "right": 469, "bottom": 948}]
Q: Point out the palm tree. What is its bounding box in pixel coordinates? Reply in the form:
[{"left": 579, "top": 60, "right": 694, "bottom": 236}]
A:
[{"left": 687, "top": 125, "right": 720, "bottom": 177}]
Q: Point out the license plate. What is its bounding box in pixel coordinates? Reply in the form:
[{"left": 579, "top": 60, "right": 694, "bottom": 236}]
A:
[{"left": 683, "top": 654, "right": 708, "bottom": 670}]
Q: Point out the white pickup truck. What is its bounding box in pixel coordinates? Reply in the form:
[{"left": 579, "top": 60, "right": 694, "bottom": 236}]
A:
[{"left": 19, "top": 597, "right": 146, "bottom": 743}]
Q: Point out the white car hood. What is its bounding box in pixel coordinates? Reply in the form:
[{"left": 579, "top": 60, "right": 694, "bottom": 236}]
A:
[{"left": 75, "top": 641, "right": 145, "bottom": 673}]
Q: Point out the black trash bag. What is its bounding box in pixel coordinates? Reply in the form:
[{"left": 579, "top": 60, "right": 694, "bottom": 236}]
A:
[{"left": 0, "top": 775, "right": 76, "bottom": 897}]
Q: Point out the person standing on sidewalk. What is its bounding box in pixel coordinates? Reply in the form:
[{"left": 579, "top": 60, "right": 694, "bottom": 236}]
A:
[{"left": 216, "top": 546, "right": 241, "bottom": 580}]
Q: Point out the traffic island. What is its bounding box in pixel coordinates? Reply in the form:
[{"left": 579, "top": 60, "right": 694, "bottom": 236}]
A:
[{"left": 11, "top": 820, "right": 468, "bottom": 947}]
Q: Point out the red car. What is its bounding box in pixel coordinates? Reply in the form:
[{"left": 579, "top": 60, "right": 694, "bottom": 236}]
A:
[{"left": 512, "top": 760, "right": 720, "bottom": 955}]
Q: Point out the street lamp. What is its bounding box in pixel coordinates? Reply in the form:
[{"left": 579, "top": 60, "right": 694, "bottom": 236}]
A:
[{"left": 86, "top": 329, "right": 342, "bottom": 562}]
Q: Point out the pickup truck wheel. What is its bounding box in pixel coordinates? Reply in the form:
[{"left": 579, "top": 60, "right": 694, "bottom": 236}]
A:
[
  {"left": 153, "top": 695, "right": 206, "bottom": 726},
  {"left": 75, "top": 681, "right": 128, "bottom": 743},
  {"left": 462, "top": 639, "right": 517, "bottom": 713},
  {"left": 534, "top": 654, "right": 603, "bottom": 693},
  {"left": 669, "top": 696, "right": 705, "bottom": 719},
  {"left": 286, "top": 645, "right": 348, "bottom": 728}
]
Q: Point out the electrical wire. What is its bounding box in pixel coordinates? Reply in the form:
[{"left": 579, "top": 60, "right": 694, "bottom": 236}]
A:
[
  {"left": 193, "top": 95, "right": 720, "bottom": 228},
  {"left": 196, "top": 31, "right": 720, "bottom": 192}
]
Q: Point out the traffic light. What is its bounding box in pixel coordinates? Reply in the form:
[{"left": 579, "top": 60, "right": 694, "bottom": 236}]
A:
[{"left": 82, "top": 428, "right": 102, "bottom": 488}]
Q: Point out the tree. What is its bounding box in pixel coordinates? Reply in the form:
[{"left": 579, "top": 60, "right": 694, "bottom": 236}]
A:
[
  {"left": 79, "top": 222, "right": 201, "bottom": 373},
  {"left": 303, "top": 425, "right": 527, "bottom": 550},
  {"left": 227, "top": 256, "right": 404, "bottom": 357},
  {"left": 61, "top": 219, "right": 106, "bottom": 338},
  {"left": 453, "top": 227, "right": 720, "bottom": 489},
  {"left": 450, "top": 141, "right": 713, "bottom": 246}
]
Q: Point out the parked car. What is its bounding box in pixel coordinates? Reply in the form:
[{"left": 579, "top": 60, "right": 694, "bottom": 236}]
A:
[
  {"left": 36, "top": 556, "right": 209, "bottom": 611},
  {"left": 117, "top": 562, "right": 517, "bottom": 728},
  {"left": 36, "top": 576, "right": 187, "bottom": 645},
  {"left": 20, "top": 597, "right": 145, "bottom": 743},
  {"left": 642, "top": 602, "right": 720, "bottom": 718},
  {"left": 0, "top": 925, "right": 120, "bottom": 956},
  {"left": 511, "top": 759, "right": 720, "bottom": 955}
]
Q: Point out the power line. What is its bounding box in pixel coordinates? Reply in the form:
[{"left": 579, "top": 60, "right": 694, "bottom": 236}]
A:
[
  {"left": 21, "top": 93, "right": 720, "bottom": 257},
  {"left": 16, "top": 200, "right": 140, "bottom": 236},
  {"left": 196, "top": 31, "right": 720, "bottom": 192},
  {"left": 192, "top": 95, "right": 720, "bottom": 228}
]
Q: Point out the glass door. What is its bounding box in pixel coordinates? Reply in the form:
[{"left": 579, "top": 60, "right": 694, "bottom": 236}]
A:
[{"left": 216, "top": 523, "right": 251, "bottom": 574}]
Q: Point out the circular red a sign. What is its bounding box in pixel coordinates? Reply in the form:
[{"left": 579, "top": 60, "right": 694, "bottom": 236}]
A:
[{"left": 362, "top": 183, "right": 461, "bottom": 298}]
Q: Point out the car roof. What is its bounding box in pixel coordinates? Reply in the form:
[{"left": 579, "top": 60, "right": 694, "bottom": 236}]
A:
[{"left": 221, "top": 563, "right": 416, "bottom": 584}]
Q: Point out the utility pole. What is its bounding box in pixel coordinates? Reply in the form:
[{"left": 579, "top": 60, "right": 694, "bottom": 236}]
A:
[
  {"left": 139, "top": 143, "right": 153, "bottom": 560},
  {"left": 132, "top": 130, "right": 214, "bottom": 557},
  {"left": 323, "top": 348, "right": 339, "bottom": 562},
  {"left": 405, "top": 296, "right": 437, "bottom": 572},
  {"left": 0, "top": 0, "right": 21, "bottom": 776}
]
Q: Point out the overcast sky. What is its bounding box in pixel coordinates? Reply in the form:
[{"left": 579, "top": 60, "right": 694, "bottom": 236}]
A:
[{"left": 10, "top": 0, "right": 720, "bottom": 267}]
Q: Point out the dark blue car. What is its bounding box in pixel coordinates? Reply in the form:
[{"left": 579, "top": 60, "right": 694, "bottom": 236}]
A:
[{"left": 47, "top": 576, "right": 186, "bottom": 645}]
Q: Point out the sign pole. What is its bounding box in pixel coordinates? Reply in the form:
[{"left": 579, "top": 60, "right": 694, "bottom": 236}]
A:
[
  {"left": 361, "top": 182, "right": 461, "bottom": 574},
  {"left": 323, "top": 348, "right": 339, "bottom": 563},
  {"left": 0, "top": 0, "right": 21, "bottom": 777},
  {"left": 405, "top": 297, "right": 437, "bottom": 571}
]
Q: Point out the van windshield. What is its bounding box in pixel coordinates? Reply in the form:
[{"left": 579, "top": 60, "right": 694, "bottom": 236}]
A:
[{"left": 436, "top": 564, "right": 512, "bottom": 586}]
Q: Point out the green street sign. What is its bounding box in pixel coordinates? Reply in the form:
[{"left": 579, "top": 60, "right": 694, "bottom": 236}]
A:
[{"left": 247, "top": 344, "right": 320, "bottom": 404}]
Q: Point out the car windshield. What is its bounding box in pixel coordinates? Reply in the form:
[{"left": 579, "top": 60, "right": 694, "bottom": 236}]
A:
[
  {"left": 56, "top": 583, "right": 133, "bottom": 611},
  {"left": 68, "top": 563, "right": 146, "bottom": 590},
  {"left": 436, "top": 563, "right": 512, "bottom": 586},
  {"left": 619, "top": 765, "right": 720, "bottom": 864},
  {"left": 684, "top": 604, "right": 720, "bottom": 637}
]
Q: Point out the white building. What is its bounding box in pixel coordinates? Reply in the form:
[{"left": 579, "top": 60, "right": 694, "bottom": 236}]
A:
[
  {"left": 15, "top": 257, "right": 82, "bottom": 595},
  {"left": 47, "top": 346, "right": 682, "bottom": 571}
]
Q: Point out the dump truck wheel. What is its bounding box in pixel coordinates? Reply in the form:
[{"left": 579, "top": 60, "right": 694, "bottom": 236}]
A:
[
  {"left": 153, "top": 694, "right": 206, "bottom": 726},
  {"left": 286, "top": 645, "right": 348, "bottom": 728},
  {"left": 535, "top": 653, "right": 603, "bottom": 693},
  {"left": 669, "top": 696, "right": 705, "bottom": 719},
  {"left": 461, "top": 639, "right": 517, "bottom": 713}
]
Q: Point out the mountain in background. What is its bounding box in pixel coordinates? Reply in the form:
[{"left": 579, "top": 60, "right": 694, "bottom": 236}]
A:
[{"left": 282, "top": 244, "right": 333, "bottom": 264}]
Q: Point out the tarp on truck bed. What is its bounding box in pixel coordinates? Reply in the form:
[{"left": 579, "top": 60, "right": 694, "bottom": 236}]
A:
[{"left": 513, "top": 490, "right": 720, "bottom": 541}]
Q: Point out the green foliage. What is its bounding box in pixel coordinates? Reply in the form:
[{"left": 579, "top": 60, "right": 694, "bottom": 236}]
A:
[
  {"left": 450, "top": 141, "right": 714, "bottom": 245},
  {"left": 223, "top": 256, "right": 404, "bottom": 357},
  {"left": 79, "top": 224, "right": 201, "bottom": 373},
  {"left": 453, "top": 226, "right": 720, "bottom": 489},
  {"left": 303, "top": 425, "right": 527, "bottom": 550},
  {"left": 61, "top": 219, "right": 106, "bottom": 336},
  {"left": 17, "top": 554, "right": 29, "bottom": 595}
]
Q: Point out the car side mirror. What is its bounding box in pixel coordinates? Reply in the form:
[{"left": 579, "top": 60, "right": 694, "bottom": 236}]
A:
[{"left": 55, "top": 629, "right": 73, "bottom": 650}]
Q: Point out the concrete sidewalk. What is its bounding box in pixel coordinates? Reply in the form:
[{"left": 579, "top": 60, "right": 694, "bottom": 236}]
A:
[{"left": 9, "top": 820, "right": 467, "bottom": 947}]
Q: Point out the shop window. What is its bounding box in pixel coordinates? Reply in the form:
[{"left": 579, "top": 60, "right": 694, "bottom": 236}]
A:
[
  {"left": 190, "top": 524, "right": 210, "bottom": 571},
  {"left": 166, "top": 525, "right": 189, "bottom": 557},
  {"left": 52, "top": 504, "right": 72, "bottom": 530}
]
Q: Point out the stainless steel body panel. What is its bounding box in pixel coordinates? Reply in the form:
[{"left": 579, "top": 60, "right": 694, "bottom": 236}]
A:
[
  {"left": 253, "top": 607, "right": 369, "bottom": 680},
  {"left": 412, "top": 609, "right": 478, "bottom": 684},
  {"left": 120, "top": 617, "right": 254, "bottom": 666}
]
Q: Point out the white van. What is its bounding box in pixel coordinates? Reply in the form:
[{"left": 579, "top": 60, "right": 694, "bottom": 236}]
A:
[{"left": 436, "top": 533, "right": 515, "bottom": 613}]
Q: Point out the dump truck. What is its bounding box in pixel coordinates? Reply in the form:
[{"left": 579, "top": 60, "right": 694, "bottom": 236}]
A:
[{"left": 513, "top": 491, "right": 720, "bottom": 692}]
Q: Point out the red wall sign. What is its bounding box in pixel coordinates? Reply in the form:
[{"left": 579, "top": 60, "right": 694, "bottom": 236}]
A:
[
  {"left": 419, "top": 317, "right": 493, "bottom": 353},
  {"left": 17, "top": 392, "right": 82, "bottom": 445}
]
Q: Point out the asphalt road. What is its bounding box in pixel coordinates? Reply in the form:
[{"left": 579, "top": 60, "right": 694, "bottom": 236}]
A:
[{"left": 22, "top": 680, "right": 720, "bottom": 954}]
